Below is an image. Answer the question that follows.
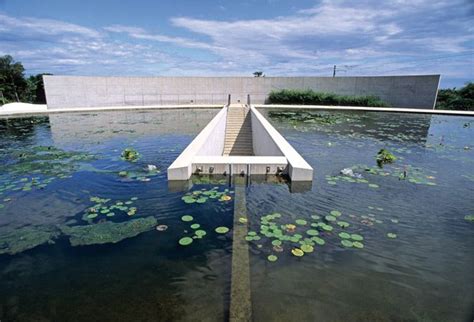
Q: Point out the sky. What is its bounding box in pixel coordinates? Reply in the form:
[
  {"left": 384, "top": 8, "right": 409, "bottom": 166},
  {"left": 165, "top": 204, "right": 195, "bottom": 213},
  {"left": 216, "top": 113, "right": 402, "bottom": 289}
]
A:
[{"left": 0, "top": 0, "right": 473, "bottom": 88}]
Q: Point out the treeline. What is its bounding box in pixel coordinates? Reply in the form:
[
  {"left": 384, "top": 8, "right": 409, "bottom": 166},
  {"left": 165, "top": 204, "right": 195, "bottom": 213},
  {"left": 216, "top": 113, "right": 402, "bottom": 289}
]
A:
[
  {"left": 268, "top": 89, "right": 389, "bottom": 107},
  {"left": 0, "top": 55, "right": 49, "bottom": 105},
  {"left": 435, "top": 82, "right": 473, "bottom": 111}
]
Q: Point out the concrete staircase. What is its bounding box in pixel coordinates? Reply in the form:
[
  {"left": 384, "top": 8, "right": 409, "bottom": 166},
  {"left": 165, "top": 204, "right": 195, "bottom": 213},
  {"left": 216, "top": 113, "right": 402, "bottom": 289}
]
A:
[{"left": 223, "top": 104, "right": 254, "bottom": 156}]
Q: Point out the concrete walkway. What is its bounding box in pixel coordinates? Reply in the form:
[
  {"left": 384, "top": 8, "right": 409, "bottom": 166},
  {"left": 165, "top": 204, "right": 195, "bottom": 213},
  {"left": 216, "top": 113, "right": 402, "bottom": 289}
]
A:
[
  {"left": 223, "top": 104, "right": 254, "bottom": 156},
  {"left": 255, "top": 104, "right": 474, "bottom": 117}
]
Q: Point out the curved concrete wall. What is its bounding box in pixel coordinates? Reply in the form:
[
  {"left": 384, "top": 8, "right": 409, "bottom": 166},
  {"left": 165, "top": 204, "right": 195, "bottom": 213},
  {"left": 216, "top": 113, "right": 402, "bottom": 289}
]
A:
[{"left": 44, "top": 75, "right": 440, "bottom": 109}]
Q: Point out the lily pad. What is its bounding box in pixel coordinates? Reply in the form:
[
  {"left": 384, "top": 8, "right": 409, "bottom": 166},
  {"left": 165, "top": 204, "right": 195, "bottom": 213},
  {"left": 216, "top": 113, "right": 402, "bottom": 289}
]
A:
[
  {"left": 338, "top": 232, "right": 351, "bottom": 239},
  {"left": 267, "top": 255, "right": 278, "bottom": 262},
  {"left": 86, "top": 213, "right": 98, "bottom": 219},
  {"left": 330, "top": 210, "right": 342, "bottom": 217},
  {"left": 325, "top": 215, "right": 336, "bottom": 222},
  {"left": 387, "top": 233, "right": 397, "bottom": 239},
  {"left": 195, "top": 230, "right": 207, "bottom": 238},
  {"left": 351, "top": 234, "right": 364, "bottom": 241},
  {"left": 181, "top": 215, "right": 193, "bottom": 222},
  {"left": 300, "top": 244, "right": 314, "bottom": 253},
  {"left": 179, "top": 237, "right": 193, "bottom": 246},
  {"left": 353, "top": 241, "right": 364, "bottom": 248},
  {"left": 337, "top": 221, "right": 350, "bottom": 228},
  {"left": 295, "top": 219, "right": 307, "bottom": 225},
  {"left": 239, "top": 217, "right": 248, "bottom": 224},
  {"left": 341, "top": 240, "right": 353, "bottom": 247},
  {"left": 190, "top": 223, "right": 200, "bottom": 229},
  {"left": 390, "top": 219, "right": 399, "bottom": 223},
  {"left": 272, "top": 239, "right": 282, "bottom": 246},
  {"left": 464, "top": 215, "right": 474, "bottom": 222},
  {"left": 368, "top": 184, "right": 379, "bottom": 188},
  {"left": 215, "top": 226, "right": 230, "bottom": 234},
  {"left": 291, "top": 248, "right": 304, "bottom": 257},
  {"left": 306, "top": 229, "right": 319, "bottom": 236},
  {"left": 312, "top": 237, "right": 325, "bottom": 245}
]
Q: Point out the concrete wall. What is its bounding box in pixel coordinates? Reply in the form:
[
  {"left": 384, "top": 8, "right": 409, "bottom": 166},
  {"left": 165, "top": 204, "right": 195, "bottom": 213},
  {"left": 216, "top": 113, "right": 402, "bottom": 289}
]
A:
[
  {"left": 251, "top": 109, "right": 284, "bottom": 157},
  {"left": 44, "top": 75, "right": 440, "bottom": 109}
]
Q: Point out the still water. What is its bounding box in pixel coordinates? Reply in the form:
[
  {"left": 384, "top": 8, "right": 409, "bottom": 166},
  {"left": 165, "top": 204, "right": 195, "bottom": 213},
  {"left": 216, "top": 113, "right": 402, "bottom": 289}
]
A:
[{"left": 0, "top": 108, "right": 472, "bottom": 321}]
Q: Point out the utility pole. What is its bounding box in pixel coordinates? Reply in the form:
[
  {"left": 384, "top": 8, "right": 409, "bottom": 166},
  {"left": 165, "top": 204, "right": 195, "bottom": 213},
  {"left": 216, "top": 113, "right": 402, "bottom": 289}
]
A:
[{"left": 333, "top": 65, "right": 336, "bottom": 77}]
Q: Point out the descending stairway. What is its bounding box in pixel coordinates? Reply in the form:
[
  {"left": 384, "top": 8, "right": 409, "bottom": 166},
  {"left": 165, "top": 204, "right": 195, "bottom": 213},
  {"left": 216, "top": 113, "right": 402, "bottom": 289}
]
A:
[{"left": 223, "top": 104, "right": 254, "bottom": 156}]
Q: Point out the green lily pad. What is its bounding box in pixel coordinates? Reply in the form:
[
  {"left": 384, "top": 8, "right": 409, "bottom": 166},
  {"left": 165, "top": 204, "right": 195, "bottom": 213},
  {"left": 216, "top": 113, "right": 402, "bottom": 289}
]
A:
[
  {"left": 272, "top": 239, "right": 282, "bottom": 246},
  {"left": 195, "top": 230, "right": 207, "bottom": 238},
  {"left": 341, "top": 240, "right": 353, "bottom": 247},
  {"left": 390, "top": 219, "right": 399, "bottom": 223},
  {"left": 351, "top": 234, "right": 364, "bottom": 241},
  {"left": 267, "top": 255, "right": 278, "bottom": 262},
  {"left": 239, "top": 217, "right": 248, "bottom": 224},
  {"left": 311, "top": 215, "right": 321, "bottom": 220},
  {"left": 330, "top": 210, "right": 342, "bottom": 217},
  {"left": 181, "top": 215, "right": 193, "bottom": 222},
  {"left": 131, "top": 197, "right": 138, "bottom": 201},
  {"left": 368, "top": 184, "right": 379, "bottom": 188},
  {"left": 353, "top": 241, "right": 364, "bottom": 249},
  {"left": 295, "top": 219, "right": 307, "bottom": 225},
  {"left": 464, "top": 215, "right": 474, "bottom": 222},
  {"left": 300, "top": 244, "right": 314, "bottom": 253},
  {"left": 338, "top": 232, "right": 351, "bottom": 239},
  {"left": 190, "top": 223, "right": 200, "bottom": 229},
  {"left": 337, "top": 221, "right": 350, "bottom": 228},
  {"left": 178, "top": 237, "right": 193, "bottom": 246},
  {"left": 86, "top": 213, "right": 98, "bottom": 219},
  {"left": 215, "top": 226, "right": 229, "bottom": 234},
  {"left": 312, "top": 237, "right": 325, "bottom": 245},
  {"left": 248, "top": 231, "right": 257, "bottom": 236},
  {"left": 196, "top": 197, "right": 207, "bottom": 204},
  {"left": 325, "top": 215, "right": 336, "bottom": 222},
  {"left": 291, "top": 248, "right": 304, "bottom": 257},
  {"left": 321, "top": 224, "right": 333, "bottom": 231},
  {"left": 387, "top": 233, "right": 397, "bottom": 239},
  {"left": 306, "top": 229, "right": 319, "bottom": 236}
]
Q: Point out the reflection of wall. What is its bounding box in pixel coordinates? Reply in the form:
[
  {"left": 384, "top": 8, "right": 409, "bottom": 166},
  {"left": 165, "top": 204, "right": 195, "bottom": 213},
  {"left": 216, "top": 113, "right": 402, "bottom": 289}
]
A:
[
  {"left": 49, "top": 109, "right": 219, "bottom": 144},
  {"left": 44, "top": 75, "right": 440, "bottom": 109}
]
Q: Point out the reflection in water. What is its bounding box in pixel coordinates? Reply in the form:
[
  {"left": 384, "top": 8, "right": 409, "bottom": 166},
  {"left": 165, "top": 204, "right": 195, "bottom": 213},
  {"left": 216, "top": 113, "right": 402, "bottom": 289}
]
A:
[{"left": 0, "top": 109, "right": 473, "bottom": 321}]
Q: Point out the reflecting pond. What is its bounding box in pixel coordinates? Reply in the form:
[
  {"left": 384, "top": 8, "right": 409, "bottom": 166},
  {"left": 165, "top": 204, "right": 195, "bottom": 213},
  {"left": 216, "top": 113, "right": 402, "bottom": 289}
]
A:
[{"left": 0, "top": 108, "right": 472, "bottom": 321}]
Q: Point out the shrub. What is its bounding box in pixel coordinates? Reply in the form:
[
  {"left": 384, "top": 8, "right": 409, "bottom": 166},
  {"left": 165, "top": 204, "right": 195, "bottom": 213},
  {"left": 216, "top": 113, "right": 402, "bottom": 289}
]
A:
[
  {"left": 267, "top": 89, "right": 389, "bottom": 107},
  {"left": 436, "top": 82, "right": 474, "bottom": 111}
]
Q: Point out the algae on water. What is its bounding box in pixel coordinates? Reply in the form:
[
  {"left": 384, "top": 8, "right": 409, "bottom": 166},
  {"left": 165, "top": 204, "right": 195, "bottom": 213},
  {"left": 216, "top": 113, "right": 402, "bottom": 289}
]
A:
[
  {"left": 0, "top": 226, "right": 60, "bottom": 255},
  {"left": 60, "top": 216, "right": 157, "bottom": 246}
]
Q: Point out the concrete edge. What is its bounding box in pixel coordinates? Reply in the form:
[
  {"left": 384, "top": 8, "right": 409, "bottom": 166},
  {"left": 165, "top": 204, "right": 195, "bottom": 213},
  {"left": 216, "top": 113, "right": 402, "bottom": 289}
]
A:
[
  {"left": 250, "top": 105, "right": 313, "bottom": 181},
  {"left": 167, "top": 106, "right": 228, "bottom": 180},
  {"left": 0, "top": 104, "right": 224, "bottom": 117},
  {"left": 255, "top": 104, "right": 474, "bottom": 117},
  {"left": 193, "top": 156, "right": 288, "bottom": 164}
]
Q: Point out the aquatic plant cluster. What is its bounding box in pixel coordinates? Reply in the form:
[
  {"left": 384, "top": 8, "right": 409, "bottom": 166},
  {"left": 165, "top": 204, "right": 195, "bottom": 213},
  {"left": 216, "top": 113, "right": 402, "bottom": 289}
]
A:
[
  {"left": 241, "top": 208, "right": 400, "bottom": 262},
  {"left": 181, "top": 187, "right": 233, "bottom": 204},
  {"left": 268, "top": 111, "right": 358, "bottom": 126},
  {"left": 83, "top": 196, "right": 139, "bottom": 222},
  {"left": 0, "top": 146, "right": 96, "bottom": 208},
  {"left": 177, "top": 214, "right": 230, "bottom": 246}
]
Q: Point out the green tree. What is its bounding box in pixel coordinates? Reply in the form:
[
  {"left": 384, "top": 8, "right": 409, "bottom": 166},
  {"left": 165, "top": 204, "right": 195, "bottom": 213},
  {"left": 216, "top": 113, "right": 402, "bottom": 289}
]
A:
[{"left": 0, "top": 55, "right": 28, "bottom": 104}]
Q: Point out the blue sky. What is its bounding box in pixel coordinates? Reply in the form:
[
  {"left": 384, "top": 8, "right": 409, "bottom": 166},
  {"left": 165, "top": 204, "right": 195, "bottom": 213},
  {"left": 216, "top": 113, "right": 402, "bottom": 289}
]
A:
[{"left": 0, "top": 0, "right": 472, "bottom": 88}]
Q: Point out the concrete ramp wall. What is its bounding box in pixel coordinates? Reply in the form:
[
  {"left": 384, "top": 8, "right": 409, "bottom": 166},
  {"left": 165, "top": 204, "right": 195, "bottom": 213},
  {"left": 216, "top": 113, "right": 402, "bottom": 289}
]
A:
[{"left": 44, "top": 75, "right": 440, "bottom": 109}]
